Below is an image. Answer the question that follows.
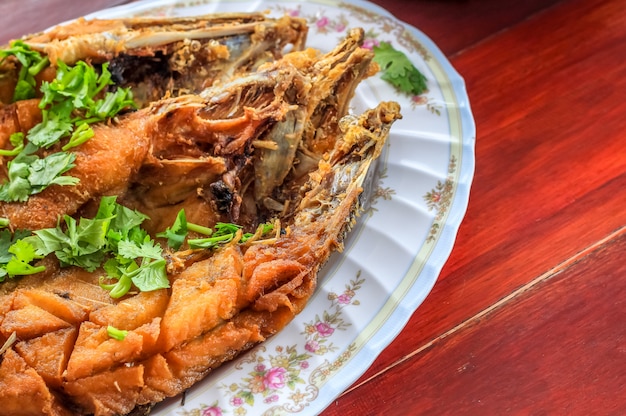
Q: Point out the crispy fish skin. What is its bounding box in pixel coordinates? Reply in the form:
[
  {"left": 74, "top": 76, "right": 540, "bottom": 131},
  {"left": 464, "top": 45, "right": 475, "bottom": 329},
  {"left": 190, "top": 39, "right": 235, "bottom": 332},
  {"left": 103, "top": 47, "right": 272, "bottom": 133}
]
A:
[
  {"left": 0, "top": 29, "right": 377, "bottom": 233},
  {"left": 0, "top": 15, "right": 400, "bottom": 415},
  {"left": 0, "top": 65, "right": 307, "bottom": 232},
  {"left": 0, "top": 101, "right": 400, "bottom": 415},
  {"left": 0, "top": 14, "right": 308, "bottom": 107}
]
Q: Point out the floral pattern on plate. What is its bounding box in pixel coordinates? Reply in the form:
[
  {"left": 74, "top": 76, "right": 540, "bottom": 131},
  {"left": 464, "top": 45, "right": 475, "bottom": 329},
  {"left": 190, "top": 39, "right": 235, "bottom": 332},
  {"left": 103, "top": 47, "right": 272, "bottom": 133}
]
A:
[
  {"left": 179, "top": 274, "right": 364, "bottom": 415},
  {"left": 84, "top": 0, "right": 475, "bottom": 415}
]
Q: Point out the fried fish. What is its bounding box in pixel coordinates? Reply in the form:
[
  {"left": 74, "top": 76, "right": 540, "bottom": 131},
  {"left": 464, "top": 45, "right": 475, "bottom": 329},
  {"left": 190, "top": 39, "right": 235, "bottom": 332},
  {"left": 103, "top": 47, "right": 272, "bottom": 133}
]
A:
[{"left": 0, "top": 13, "right": 401, "bottom": 416}]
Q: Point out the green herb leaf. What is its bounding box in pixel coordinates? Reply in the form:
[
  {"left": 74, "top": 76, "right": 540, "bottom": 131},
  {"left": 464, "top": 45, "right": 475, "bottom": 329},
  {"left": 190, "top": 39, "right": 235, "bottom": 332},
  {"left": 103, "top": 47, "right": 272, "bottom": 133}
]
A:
[
  {"left": 116, "top": 237, "right": 169, "bottom": 292},
  {"left": 117, "top": 237, "right": 163, "bottom": 261},
  {"left": 0, "top": 50, "right": 136, "bottom": 202},
  {"left": 127, "top": 258, "right": 169, "bottom": 292},
  {"left": 3, "top": 239, "right": 45, "bottom": 278},
  {"left": 373, "top": 41, "right": 428, "bottom": 96},
  {"left": 0, "top": 229, "right": 31, "bottom": 263},
  {"left": 27, "top": 110, "right": 73, "bottom": 148},
  {"left": 30, "top": 212, "right": 110, "bottom": 271},
  {"left": 0, "top": 40, "right": 49, "bottom": 102},
  {"left": 62, "top": 123, "right": 94, "bottom": 151},
  {"left": 156, "top": 209, "right": 189, "bottom": 250},
  {"left": 0, "top": 133, "right": 25, "bottom": 157},
  {"left": 27, "top": 151, "right": 78, "bottom": 189}
]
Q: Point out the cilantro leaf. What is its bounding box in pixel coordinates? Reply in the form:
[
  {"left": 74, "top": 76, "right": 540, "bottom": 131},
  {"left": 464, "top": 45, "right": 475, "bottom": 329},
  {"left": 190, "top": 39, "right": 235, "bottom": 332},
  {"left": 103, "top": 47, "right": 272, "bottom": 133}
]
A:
[
  {"left": 0, "top": 198, "right": 170, "bottom": 295},
  {"left": 373, "top": 41, "right": 428, "bottom": 96},
  {"left": 27, "top": 111, "right": 73, "bottom": 148},
  {"left": 105, "top": 199, "right": 150, "bottom": 252},
  {"left": 0, "top": 132, "right": 25, "bottom": 157},
  {"left": 110, "top": 203, "right": 150, "bottom": 238},
  {"left": 0, "top": 144, "right": 78, "bottom": 202},
  {"left": 0, "top": 48, "right": 136, "bottom": 202},
  {"left": 108, "top": 237, "right": 169, "bottom": 293},
  {"left": 127, "top": 258, "right": 169, "bottom": 292},
  {"left": 117, "top": 237, "right": 163, "bottom": 261},
  {"left": 88, "top": 88, "right": 136, "bottom": 121},
  {"left": 30, "top": 213, "right": 110, "bottom": 271},
  {"left": 0, "top": 229, "right": 31, "bottom": 263},
  {"left": 2, "top": 238, "right": 45, "bottom": 278},
  {"left": 100, "top": 259, "right": 133, "bottom": 299},
  {"left": 156, "top": 209, "right": 189, "bottom": 250},
  {"left": 62, "top": 123, "right": 95, "bottom": 151},
  {"left": 0, "top": 40, "right": 49, "bottom": 102},
  {"left": 27, "top": 152, "right": 78, "bottom": 189}
]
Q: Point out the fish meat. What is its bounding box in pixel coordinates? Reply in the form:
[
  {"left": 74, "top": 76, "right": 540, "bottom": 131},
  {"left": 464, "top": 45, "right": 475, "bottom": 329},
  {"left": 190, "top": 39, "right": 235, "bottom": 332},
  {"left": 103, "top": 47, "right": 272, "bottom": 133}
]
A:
[
  {"left": 0, "top": 13, "right": 308, "bottom": 107},
  {"left": 0, "top": 27, "right": 375, "bottom": 234},
  {"left": 0, "top": 12, "right": 402, "bottom": 416},
  {"left": 0, "top": 100, "right": 400, "bottom": 416}
]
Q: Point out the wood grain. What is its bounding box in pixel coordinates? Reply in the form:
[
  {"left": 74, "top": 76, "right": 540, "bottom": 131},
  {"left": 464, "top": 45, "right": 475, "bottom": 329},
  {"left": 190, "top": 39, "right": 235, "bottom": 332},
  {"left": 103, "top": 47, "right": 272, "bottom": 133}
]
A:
[
  {"left": 326, "top": 227, "right": 626, "bottom": 415},
  {"left": 1, "top": 0, "right": 625, "bottom": 415},
  {"left": 323, "top": 0, "right": 626, "bottom": 413},
  {"left": 369, "top": 0, "right": 564, "bottom": 56}
]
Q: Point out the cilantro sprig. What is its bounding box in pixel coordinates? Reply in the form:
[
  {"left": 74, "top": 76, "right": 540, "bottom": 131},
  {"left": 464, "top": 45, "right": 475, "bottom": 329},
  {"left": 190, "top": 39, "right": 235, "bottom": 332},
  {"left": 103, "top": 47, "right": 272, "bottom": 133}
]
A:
[
  {"left": 0, "top": 228, "right": 44, "bottom": 281},
  {"left": 0, "top": 40, "right": 50, "bottom": 101},
  {"left": 0, "top": 201, "right": 275, "bottom": 297},
  {"left": 373, "top": 41, "right": 428, "bottom": 96},
  {"left": 0, "top": 42, "right": 136, "bottom": 203},
  {"left": 22, "top": 196, "right": 169, "bottom": 298},
  {"left": 157, "top": 209, "right": 276, "bottom": 250}
]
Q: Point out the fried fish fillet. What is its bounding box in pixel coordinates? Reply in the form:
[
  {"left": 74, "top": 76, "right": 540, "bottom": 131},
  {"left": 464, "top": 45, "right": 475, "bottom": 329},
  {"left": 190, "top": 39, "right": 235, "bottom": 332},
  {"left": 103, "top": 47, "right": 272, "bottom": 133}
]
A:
[
  {"left": 0, "top": 13, "right": 308, "bottom": 106},
  {"left": 0, "top": 100, "right": 400, "bottom": 416},
  {"left": 0, "top": 13, "right": 401, "bottom": 416}
]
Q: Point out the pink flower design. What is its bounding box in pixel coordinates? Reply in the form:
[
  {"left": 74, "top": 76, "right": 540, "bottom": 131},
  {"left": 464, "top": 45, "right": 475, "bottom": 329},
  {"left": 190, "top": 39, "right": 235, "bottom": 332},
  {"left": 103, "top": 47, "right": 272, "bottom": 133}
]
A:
[
  {"left": 264, "top": 394, "right": 280, "bottom": 403},
  {"left": 230, "top": 397, "right": 243, "bottom": 407},
  {"left": 263, "top": 367, "right": 287, "bottom": 390},
  {"left": 316, "top": 16, "right": 329, "bottom": 28},
  {"left": 335, "top": 23, "right": 346, "bottom": 32},
  {"left": 202, "top": 406, "right": 223, "bottom": 416},
  {"left": 305, "top": 340, "right": 319, "bottom": 353},
  {"left": 362, "top": 38, "right": 380, "bottom": 50},
  {"left": 337, "top": 293, "right": 352, "bottom": 304},
  {"left": 254, "top": 364, "right": 266, "bottom": 373},
  {"left": 300, "top": 360, "right": 309, "bottom": 369},
  {"left": 315, "top": 322, "right": 335, "bottom": 337},
  {"left": 288, "top": 9, "right": 299, "bottom": 17}
]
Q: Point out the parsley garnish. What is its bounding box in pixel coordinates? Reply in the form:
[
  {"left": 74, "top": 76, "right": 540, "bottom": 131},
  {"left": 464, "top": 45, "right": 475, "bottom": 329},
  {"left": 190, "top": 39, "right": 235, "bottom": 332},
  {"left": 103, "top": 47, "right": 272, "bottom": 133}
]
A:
[
  {"left": 373, "top": 41, "right": 428, "bottom": 96},
  {"left": 22, "top": 196, "right": 169, "bottom": 298},
  {"left": 0, "top": 43, "right": 136, "bottom": 202},
  {"left": 0, "top": 40, "right": 50, "bottom": 101},
  {"left": 0, "top": 201, "right": 275, "bottom": 296},
  {"left": 0, "top": 229, "right": 44, "bottom": 281},
  {"left": 157, "top": 209, "right": 275, "bottom": 250}
]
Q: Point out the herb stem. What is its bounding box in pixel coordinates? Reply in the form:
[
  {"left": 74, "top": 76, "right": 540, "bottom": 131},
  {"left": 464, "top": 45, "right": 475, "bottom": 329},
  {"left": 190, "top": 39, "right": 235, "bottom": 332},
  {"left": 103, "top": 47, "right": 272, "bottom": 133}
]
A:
[
  {"left": 28, "top": 56, "right": 50, "bottom": 77},
  {"left": 186, "top": 222, "right": 214, "bottom": 236},
  {"left": 107, "top": 325, "right": 128, "bottom": 341}
]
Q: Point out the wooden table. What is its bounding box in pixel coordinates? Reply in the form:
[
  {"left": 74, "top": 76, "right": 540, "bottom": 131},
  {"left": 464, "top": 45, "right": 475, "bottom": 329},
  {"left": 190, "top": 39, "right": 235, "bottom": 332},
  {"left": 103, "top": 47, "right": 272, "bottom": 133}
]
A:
[
  {"left": 322, "top": 0, "right": 626, "bottom": 414},
  {"left": 3, "top": 0, "right": 625, "bottom": 414}
]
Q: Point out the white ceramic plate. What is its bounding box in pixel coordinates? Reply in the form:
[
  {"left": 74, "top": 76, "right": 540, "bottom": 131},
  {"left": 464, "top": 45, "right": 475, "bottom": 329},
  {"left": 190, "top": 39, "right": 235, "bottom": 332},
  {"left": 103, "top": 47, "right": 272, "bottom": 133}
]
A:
[{"left": 86, "top": 1, "right": 475, "bottom": 414}]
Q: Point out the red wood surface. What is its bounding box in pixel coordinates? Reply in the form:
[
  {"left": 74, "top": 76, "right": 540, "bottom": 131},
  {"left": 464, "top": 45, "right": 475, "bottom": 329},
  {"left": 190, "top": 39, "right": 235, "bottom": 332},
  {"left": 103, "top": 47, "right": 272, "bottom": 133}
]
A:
[
  {"left": 2, "top": 0, "right": 625, "bottom": 415},
  {"left": 322, "top": 0, "right": 626, "bottom": 414}
]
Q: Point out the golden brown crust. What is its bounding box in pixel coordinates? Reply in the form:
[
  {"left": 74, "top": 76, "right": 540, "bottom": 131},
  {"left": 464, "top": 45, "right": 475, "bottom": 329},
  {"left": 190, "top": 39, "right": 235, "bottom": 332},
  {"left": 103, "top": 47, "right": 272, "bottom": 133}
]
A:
[{"left": 0, "top": 12, "right": 400, "bottom": 414}]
